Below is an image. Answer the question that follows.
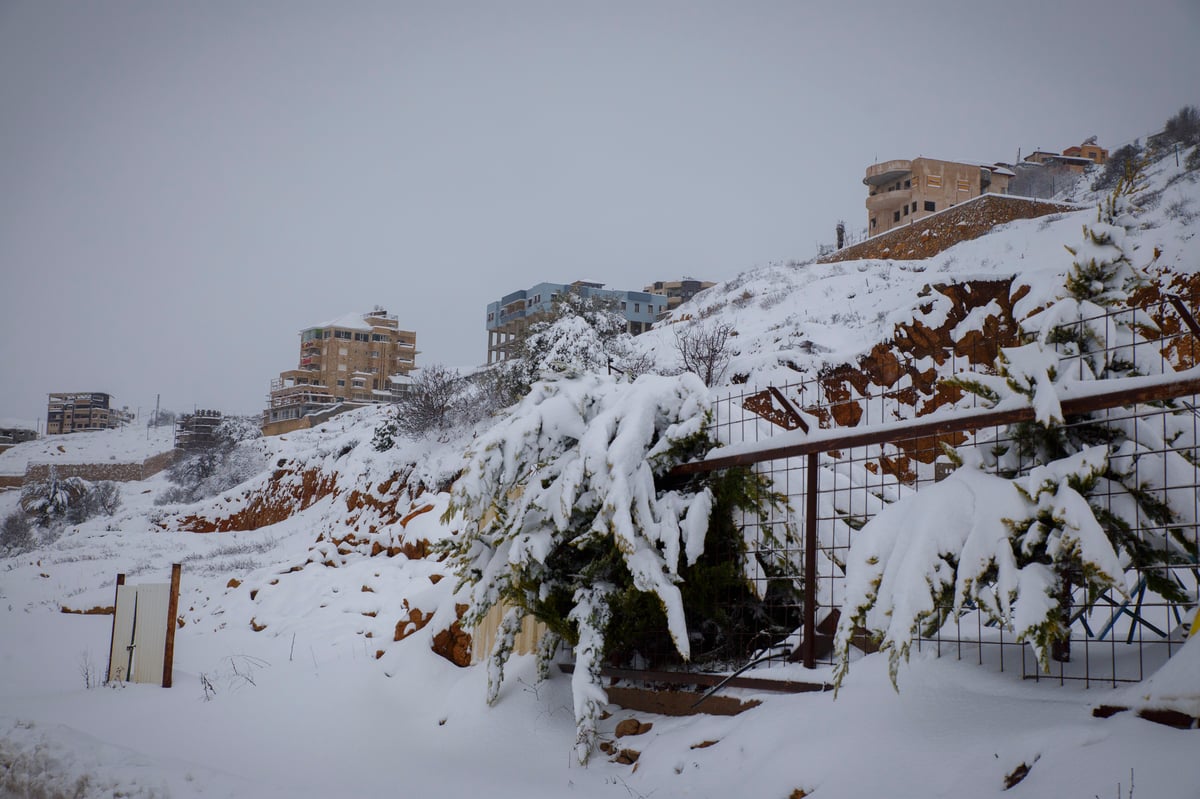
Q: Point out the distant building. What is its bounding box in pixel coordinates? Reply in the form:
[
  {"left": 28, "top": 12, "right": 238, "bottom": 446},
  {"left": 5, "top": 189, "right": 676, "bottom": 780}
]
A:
[
  {"left": 643, "top": 278, "right": 716, "bottom": 318},
  {"left": 264, "top": 306, "right": 417, "bottom": 435},
  {"left": 46, "top": 392, "right": 123, "bottom": 434},
  {"left": 1062, "top": 138, "right": 1108, "bottom": 166},
  {"left": 485, "top": 280, "right": 668, "bottom": 364},
  {"left": 864, "top": 157, "right": 1013, "bottom": 236},
  {"left": 174, "top": 410, "right": 222, "bottom": 451},
  {"left": 1021, "top": 138, "right": 1108, "bottom": 175},
  {"left": 0, "top": 425, "right": 36, "bottom": 455}
]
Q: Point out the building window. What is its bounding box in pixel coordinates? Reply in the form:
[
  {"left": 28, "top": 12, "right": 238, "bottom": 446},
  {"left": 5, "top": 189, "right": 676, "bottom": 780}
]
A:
[
  {"left": 926, "top": 175, "right": 942, "bottom": 189},
  {"left": 354, "top": 332, "right": 369, "bottom": 342},
  {"left": 634, "top": 302, "right": 640, "bottom": 313},
  {"left": 903, "top": 204, "right": 909, "bottom": 215},
  {"left": 339, "top": 347, "right": 348, "bottom": 356},
  {"left": 338, "top": 363, "right": 347, "bottom": 371},
  {"left": 337, "top": 379, "right": 345, "bottom": 387},
  {"left": 369, "top": 351, "right": 379, "bottom": 358},
  {"left": 870, "top": 217, "right": 877, "bottom": 229},
  {"left": 893, "top": 210, "right": 901, "bottom": 222},
  {"left": 924, "top": 201, "right": 936, "bottom": 212},
  {"left": 904, "top": 179, "right": 911, "bottom": 188}
]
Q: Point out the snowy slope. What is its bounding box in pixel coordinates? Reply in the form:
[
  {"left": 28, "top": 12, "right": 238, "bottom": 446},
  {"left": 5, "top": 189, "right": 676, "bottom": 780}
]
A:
[
  {"left": 0, "top": 423, "right": 175, "bottom": 476},
  {"left": 2, "top": 151, "right": 1199, "bottom": 798}
]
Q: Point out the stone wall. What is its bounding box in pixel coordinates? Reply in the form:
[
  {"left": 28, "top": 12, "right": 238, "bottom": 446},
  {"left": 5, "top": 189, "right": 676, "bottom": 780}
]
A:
[
  {"left": 820, "top": 195, "right": 1079, "bottom": 265},
  {"left": 24, "top": 449, "right": 178, "bottom": 486}
]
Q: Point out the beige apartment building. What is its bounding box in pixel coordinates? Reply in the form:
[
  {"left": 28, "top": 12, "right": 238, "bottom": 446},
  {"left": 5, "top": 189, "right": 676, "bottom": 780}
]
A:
[
  {"left": 864, "top": 157, "right": 1013, "bottom": 236},
  {"left": 643, "top": 278, "right": 716, "bottom": 318},
  {"left": 263, "top": 307, "right": 417, "bottom": 435},
  {"left": 46, "top": 392, "right": 124, "bottom": 434}
]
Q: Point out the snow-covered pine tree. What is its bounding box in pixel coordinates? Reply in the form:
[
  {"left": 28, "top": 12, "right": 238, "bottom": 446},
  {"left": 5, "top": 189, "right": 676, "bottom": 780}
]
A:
[
  {"left": 440, "top": 372, "right": 794, "bottom": 763},
  {"left": 835, "top": 161, "right": 1199, "bottom": 686},
  {"left": 517, "top": 290, "right": 635, "bottom": 383}
]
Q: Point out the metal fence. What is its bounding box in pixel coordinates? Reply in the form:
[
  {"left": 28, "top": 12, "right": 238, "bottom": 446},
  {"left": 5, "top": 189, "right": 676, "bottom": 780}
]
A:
[{"left": 659, "top": 292, "right": 1200, "bottom": 690}]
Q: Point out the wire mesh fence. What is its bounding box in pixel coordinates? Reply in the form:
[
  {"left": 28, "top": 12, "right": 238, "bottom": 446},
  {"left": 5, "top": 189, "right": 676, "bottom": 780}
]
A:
[{"left": 651, "top": 291, "right": 1200, "bottom": 689}]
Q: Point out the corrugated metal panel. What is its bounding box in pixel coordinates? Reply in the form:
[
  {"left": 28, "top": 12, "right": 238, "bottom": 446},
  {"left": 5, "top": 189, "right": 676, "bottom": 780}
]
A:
[
  {"left": 109, "top": 584, "right": 137, "bottom": 683},
  {"left": 471, "top": 604, "right": 547, "bottom": 665},
  {"left": 131, "top": 583, "right": 169, "bottom": 684}
]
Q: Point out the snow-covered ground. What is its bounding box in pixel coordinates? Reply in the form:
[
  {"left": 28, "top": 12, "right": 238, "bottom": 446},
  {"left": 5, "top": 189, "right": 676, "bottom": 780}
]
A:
[
  {"left": 3, "top": 459, "right": 1197, "bottom": 799},
  {"left": 2, "top": 152, "right": 1199, "bottom": 798},
  {"left": 0, "top": 423, "right": 175, "bottom": 476}
]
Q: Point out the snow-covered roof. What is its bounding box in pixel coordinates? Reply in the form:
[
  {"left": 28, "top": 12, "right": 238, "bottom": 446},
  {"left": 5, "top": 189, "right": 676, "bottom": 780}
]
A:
[{"left": 309, "top": 312, "right": 373, "bottom": 332}]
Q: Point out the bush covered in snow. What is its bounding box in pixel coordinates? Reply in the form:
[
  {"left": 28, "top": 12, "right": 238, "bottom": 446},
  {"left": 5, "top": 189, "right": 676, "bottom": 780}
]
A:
[
  {"left": 17, "top": 469, "right": 122, "bottom": 532},
  {"left": 0, "top": 511, "right": 35, "bottom": 553},
  {"left": 156, "top": 416, "right": 263, "bottom": 505},
  {"left": 374, "top": 292, "right": 654, "bottom": 450},
  {"left": 373, "top": 363, "right": 527, "bottom": 448},
  {"left": 441, "top": 372, "right": 795, "bottom": 762}
]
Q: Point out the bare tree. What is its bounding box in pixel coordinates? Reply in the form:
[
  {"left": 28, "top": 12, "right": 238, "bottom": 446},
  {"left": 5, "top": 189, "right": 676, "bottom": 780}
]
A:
[
  {"left": 393, "top": 365, "right": 464, "bottom": 438},
  {"left": 673, "top": 322, "right": 734, "bottom": 387}
]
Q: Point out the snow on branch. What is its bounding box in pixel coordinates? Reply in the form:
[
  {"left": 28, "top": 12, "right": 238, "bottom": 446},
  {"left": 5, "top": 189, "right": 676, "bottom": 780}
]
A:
[{"left": 441, "top": 372, "right": 716, "bottom": 762}]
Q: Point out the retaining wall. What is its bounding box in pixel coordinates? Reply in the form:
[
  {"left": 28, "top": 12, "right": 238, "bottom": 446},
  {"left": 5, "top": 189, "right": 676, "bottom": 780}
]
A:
[
  {"left": 24, "top": 449, "right": 178, "bottom": 486},
  {"left": 820, "top": 194, "right": 1080, "bottom": 264}
]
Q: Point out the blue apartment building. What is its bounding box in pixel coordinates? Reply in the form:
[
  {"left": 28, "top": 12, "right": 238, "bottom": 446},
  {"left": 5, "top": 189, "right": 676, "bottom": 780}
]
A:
[{"left": 485, "top": 280, "right": 667, "bottom": 364}]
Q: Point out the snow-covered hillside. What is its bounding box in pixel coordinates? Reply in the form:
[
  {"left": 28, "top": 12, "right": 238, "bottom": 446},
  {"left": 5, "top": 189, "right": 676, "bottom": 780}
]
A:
[
  {"left": 0, "top": 423, "right": 175, "bottom": 476},
  {"left": 3, "top": 150, "right": 1199, "bottom": 798}
]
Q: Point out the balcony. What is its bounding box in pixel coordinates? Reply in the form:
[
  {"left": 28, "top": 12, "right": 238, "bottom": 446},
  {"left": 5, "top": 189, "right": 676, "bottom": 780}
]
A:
[
  {"left": 866, "top": 188, "right": 912, "bottom": 213},
  {"left": 864, "top": 159, "right": 913, "bottom": 188}
]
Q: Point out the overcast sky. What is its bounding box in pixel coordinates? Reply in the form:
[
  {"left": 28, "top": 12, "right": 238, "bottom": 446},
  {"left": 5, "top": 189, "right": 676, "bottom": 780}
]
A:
[{"left": 1, "top": 1, "right": 1196, "bottom": 425}]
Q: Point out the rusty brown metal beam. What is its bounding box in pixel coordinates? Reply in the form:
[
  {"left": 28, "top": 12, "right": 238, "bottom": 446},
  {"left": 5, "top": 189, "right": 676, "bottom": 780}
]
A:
[
  {"left": 1167, "top": 295, "right": 1200, "bottom": 342},
  {"left": 767, "top": 385, "right": 810, "bottom": 433},
  {"left": 672, "top": 371, "right": 1200, "bottom": 477}
]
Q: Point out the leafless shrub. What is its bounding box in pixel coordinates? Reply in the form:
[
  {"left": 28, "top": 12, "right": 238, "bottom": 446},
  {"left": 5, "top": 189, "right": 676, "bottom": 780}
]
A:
[
  {"left": 0, "top": 511, "right": 34, "bottom": 553},
  {"left": 760, "top": 290, "right": 789, "bottom": 310},
  {"left": 731, "top": 289, "right": 755, "bottom": 308},
  {"left": 674, "top": 322, "right": 734, "bottom": 387}
]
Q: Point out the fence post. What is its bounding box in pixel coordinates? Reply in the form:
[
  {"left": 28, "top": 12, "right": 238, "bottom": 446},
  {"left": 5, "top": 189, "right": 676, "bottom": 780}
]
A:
[
  {"left": 162, "top": 563, "right": 181, "bottom": 687},
  {"left": 105, "top": 573, "right": 125, "bottom": 683},
  {"left": 803, "top": 453, "right": 818, "bottom": 669}
]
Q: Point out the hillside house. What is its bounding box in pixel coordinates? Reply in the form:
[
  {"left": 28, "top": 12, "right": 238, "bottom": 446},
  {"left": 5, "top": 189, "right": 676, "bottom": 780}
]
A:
[{"left": 864, "top": 157, "right": 1013, "bottom": 236}]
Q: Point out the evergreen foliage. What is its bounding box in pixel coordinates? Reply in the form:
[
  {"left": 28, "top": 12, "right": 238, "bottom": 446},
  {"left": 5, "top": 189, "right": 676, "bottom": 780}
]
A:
[
  {"left": 835, "top": 162, "right": 1199, "bottom": 688},
  {"left": 18, "top": 468, "right": 121, "bottom": 530},
  {"left": 515, "top": 290, "right": 638, "bottom": 384},
  {"left": 440, "top": 372, "right": 795, "bottom": 762}
]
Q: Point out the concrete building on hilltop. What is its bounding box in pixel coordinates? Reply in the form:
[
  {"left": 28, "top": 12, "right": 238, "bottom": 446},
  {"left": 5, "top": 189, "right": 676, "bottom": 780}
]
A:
[
  {"left": 864, "top": 157, "right": 1013, "bottom": 236},
  {"left": 264, "top": 307, "right": 417, "bottom": 436},
  {"left": 46, "top": 392, "right": 125, "bottom": 434},
  {"left": 643, "top": 278, "right": 716, "bottom": 319},
  {"left": 486, "top": 280, "right": 668, "bottom": 364},
  {"left": 174, "top": 410, "right": 222, "bottom": 451}
]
